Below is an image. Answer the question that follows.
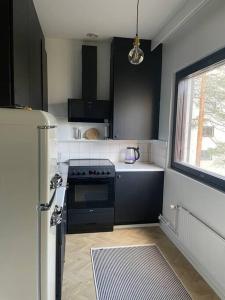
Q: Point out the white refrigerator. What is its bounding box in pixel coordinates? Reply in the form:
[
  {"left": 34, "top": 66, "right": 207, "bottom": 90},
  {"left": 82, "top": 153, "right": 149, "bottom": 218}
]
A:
[{"left": 0, "top": 108, "right": 64, "bottom": 300}]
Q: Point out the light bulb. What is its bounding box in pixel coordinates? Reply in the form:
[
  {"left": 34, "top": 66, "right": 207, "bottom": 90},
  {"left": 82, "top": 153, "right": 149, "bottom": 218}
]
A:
[
  {"left": 128, "top": 45, "right": 144, "bottom": 65},
  {"left": 128, "top": 36, "right": 144, "bottom": 65}
]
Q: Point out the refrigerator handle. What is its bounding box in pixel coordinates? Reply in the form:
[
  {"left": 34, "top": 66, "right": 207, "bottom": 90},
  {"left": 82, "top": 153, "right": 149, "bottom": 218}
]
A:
[
  {"left": 50, "top": 174, "right": 63, "bottom": 190},
  {"left": 39, "top": 189, "right": 57, "bottom": 211},
  {"left": 50, "top": 205, "right": 63, "bottom": 226}
]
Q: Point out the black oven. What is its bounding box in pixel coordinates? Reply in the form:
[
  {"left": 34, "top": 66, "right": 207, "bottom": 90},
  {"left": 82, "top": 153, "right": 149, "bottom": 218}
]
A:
[
  {"left": 67, "top": 159, "right": 115, "bottom": 234},
  {"left": 68, "top": 177, "right": 114, "bottom": 209}
]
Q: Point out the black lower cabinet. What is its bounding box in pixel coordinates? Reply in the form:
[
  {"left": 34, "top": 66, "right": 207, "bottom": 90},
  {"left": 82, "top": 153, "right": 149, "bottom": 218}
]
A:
[
  {"left": 56, "top": 197, "right": 67, "bottom": 300},
  {"left": 115, "top": 172, "right": 164, "bottom": 225}
]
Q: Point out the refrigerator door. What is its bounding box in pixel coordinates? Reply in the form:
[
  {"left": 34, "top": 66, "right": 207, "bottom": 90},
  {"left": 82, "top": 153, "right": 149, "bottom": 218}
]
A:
[
  {"left": 40, "top": 187, "right": 66, "bottom": 300},
  {"left": 38, "top": 124, "right": 59, "bottom": 300},
  {"left": 0, "top": 109, "right": 59, "bottom": 300},
  {"left": 39, "top": 125, "right": 58, "bottom": 205},
  {"left": 40, "top": 199, "right": 57, "bottom": 300}
]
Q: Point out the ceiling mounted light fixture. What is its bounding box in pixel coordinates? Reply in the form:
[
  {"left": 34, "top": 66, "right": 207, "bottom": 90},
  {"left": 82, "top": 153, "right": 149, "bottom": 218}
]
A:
[
  {"left": 128, "top": 0, "right": 144, "bottom": 65},
  {"left": 86, "top": 33, "right": 98, "bottom": 39}
]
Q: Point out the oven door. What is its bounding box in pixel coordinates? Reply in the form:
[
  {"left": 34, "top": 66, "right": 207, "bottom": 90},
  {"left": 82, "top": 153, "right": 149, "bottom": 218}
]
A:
[{"left": 68, "top": 178, "right": 114, "bottom": 209}]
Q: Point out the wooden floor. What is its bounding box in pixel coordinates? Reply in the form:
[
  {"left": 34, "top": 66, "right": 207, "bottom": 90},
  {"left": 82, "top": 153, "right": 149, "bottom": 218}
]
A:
[{"left": 62, "top": 226, "right": 219, "bottom": 300}]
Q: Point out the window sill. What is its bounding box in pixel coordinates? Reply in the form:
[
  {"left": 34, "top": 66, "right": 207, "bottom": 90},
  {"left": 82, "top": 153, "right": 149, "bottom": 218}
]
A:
[{"left": 171, "top": 161, "right": 225, "bottom": 194}]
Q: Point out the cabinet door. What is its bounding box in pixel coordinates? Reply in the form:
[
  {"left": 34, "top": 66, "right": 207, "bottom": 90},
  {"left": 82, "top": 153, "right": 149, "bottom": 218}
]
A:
[
  {"left": 0, "top": 0, "right": 46, "bottom": 109},
  {"left": 28, "top": 0, "right": 43, "bottom": 110},
  {"left": 0, "top": 1, "right": 12, "bottom": 106},
  {"left": 115, "top": 172, "right": 164, "bottom": 225},
  {"left": 13, "top": 0, "right": 30, "bottom": 106},
  {"left": 41, "top": 39, "right": 48, "bottom": 111},
  {"left": 111, "top": 37, "right": 162, "bottom": 140}
]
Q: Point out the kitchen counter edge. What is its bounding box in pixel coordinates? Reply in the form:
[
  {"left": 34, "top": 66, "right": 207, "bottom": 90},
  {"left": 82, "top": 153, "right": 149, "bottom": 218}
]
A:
[{"left": 115, "top": 162, "right": 164, "bottom": 172}]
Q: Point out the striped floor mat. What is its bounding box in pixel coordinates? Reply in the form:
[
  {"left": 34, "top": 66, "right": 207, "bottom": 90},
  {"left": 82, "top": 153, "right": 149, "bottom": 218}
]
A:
[{"left": 91, "top": 244, "right": 192, "bottom": 300}]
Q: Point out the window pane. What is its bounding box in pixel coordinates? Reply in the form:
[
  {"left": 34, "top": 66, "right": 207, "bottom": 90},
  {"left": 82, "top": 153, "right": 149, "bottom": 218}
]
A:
[{"left": 175, "top": 63, "right": 225, "bottom": 178}]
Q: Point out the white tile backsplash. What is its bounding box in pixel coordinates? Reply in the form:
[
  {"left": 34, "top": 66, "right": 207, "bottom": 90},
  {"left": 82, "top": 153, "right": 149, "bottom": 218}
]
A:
[
  {"left": 57, "top": 140, "right": 152, "bottom": 163},
  {"left": 149, "top": 140, "right": 168, "bottom": 168},
  {"left": 56, "top": 118, "right": 168, "bottom": 166},
  {"left": 57, "top": 139, "right": 168, "bottom": 166}
]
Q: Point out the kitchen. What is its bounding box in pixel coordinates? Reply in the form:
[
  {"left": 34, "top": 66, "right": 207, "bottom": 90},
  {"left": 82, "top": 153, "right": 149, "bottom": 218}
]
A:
[{"left": 0, "top": 0, "right": 225, "bottom": 300}]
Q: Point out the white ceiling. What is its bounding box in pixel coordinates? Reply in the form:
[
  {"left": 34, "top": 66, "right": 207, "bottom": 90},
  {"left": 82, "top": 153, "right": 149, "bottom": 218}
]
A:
[{"left": 34, "top": 0, "right": 188, "bottom": 40}]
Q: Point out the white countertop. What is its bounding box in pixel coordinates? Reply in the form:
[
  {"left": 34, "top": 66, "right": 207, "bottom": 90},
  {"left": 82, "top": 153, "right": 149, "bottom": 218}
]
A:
[{"left": 115, "top": 162, "right": 164, "bottom": 172}]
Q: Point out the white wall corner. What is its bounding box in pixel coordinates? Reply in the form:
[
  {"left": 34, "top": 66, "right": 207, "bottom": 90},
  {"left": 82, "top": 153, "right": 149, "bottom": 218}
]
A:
[
  {"left": 149, "top": 140, "right": 168, "bottom": 168},
  {"left": 151, "top": 0, "right": 211, "bottom": 50},
  {"left": 160, "top": 221, "right": 225, "bottom": 300}
]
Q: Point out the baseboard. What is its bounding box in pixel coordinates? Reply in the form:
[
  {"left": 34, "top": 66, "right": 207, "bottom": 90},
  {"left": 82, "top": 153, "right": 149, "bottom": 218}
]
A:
[
  {"left": 114, "top": 223, "right": 159, "bottom": 229},
  {"left": 160, "top": 221, "right": 225, "bottom": 300}
]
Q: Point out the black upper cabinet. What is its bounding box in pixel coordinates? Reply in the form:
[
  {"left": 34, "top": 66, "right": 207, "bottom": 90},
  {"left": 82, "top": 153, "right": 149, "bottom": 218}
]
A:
[
  {"left": 41, "top": 40, "right": 48, "bottom": 112},
  {"left": 0, "top": 1, "right": 13, "bottom": 105},
  {"left": 0, "top": 0, "right": 47, "bottom": 111},
  {"left": 28, "top": 0, "right": 45, "bottom": 110},
  {"left": 13, "top": 0, "right": 30, "bottom": 106},
  {"left": 110, "top": 37, "right": 162, "bottom": 140}
]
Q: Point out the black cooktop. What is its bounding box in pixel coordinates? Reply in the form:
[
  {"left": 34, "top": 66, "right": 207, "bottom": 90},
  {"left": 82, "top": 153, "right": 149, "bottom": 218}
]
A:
[
  {"left": 69, "top": 159, "right": 114, "bottom": 167},
  {"left": 68, "top": 159, "right": 115, "bottom": 178}
]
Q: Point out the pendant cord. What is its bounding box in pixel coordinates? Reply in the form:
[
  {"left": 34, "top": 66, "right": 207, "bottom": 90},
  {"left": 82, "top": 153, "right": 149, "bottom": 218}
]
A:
[{"left": 136, "top": 0, "right": 139, "bottom": 36}]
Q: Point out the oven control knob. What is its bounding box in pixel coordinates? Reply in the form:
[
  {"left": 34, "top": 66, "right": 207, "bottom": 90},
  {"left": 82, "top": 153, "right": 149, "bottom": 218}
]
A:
[
  {"left": 77, "top": 172, "right": 81, "bottom": 175},
  {"left": 102, "top": 171, "right": 105, "bottom": 175},
  {"left": 96, "top": 171, "right": 100, "bottom": 175},
  {"left": 82, "top": 172, "right": 86, "bottom": 175},
  {"left": 89, "top": 170, "right": 93, "bottom": 175},
  {"left": 107, "top": 171, "right": 110, "bottom": 175}
]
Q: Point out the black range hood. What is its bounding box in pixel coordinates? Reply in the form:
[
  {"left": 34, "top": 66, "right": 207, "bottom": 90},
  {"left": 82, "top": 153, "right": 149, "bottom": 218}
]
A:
[{"left": 68, "top": 45, "right": 110, "bottom": 123}]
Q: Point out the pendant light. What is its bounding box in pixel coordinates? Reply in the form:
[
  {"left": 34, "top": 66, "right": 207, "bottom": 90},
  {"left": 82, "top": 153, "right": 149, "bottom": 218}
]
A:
[{"left": 128, "top": 0, "right": 144, "bottom": 65}]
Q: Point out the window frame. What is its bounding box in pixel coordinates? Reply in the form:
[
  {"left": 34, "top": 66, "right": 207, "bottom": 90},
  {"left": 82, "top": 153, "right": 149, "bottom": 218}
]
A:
[{"left": 171, "top": 47, "right": 225, "bottom": 193}]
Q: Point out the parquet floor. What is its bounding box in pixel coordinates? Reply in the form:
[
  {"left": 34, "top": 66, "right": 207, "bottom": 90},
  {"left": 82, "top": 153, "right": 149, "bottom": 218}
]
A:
[{"left": 62, "top": 226, "right": 220, "bottom": 300}]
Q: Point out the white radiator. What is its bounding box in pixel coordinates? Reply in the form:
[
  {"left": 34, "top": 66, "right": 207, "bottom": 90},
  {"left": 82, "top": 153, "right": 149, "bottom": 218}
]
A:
[{"left": 178, "top": 207, "right": 225, "bottom": 297}]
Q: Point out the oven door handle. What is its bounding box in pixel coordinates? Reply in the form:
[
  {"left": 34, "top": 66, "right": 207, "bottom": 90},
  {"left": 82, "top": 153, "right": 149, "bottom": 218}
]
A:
[{"left": 68, "top": 178, "right": 114, "bottom": 184}]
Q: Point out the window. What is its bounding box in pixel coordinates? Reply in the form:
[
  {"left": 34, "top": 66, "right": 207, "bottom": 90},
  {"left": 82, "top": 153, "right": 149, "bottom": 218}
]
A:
[
  {"left": 203, "top": 126, "right": 214, "bottom": 138},
  {"left": 172, "top": 48, "right": 225, "bottom": 192}
]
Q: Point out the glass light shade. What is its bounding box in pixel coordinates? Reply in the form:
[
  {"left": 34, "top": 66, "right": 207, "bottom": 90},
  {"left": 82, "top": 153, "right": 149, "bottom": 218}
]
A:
[
  {"left": 128, "top": 45, "right": 144, "bottom": 65},
  {"left": 128, "top": 36, "right": 144, "bottom": 65}
]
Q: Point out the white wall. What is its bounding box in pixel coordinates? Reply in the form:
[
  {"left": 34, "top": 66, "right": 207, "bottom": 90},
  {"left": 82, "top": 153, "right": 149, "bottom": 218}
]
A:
[
  {"left": 160, "top": 1, "right": 225, "bottom": 297},
  {"left": 46, "top": 38, "right": 111, "bottom": 117},
  {"left": 159, "top": 0, "right": 225, "bottom": 141},
  {"left": 161, "top": 0, "right": 225, "bottom": 231}
]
